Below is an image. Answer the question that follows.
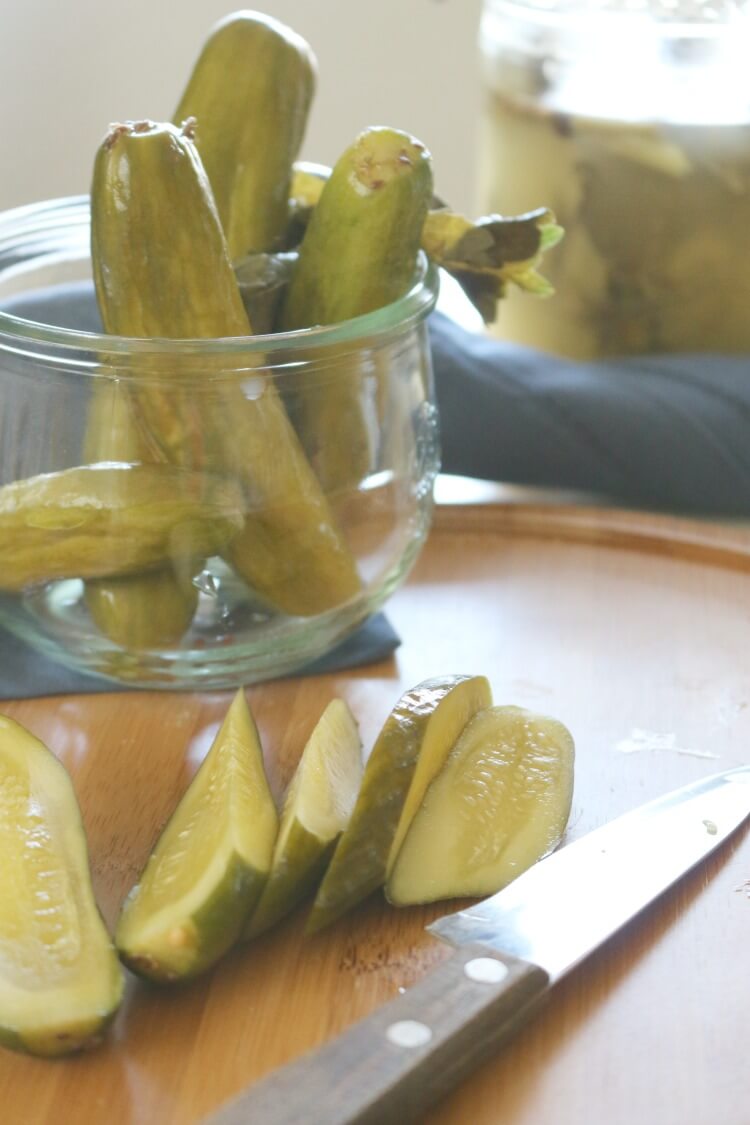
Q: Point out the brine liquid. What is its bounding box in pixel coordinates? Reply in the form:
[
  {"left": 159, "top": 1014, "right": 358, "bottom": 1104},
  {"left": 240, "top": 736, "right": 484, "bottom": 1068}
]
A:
[{"left": 478, "top": 91, "right": 750, "bottom": 358}]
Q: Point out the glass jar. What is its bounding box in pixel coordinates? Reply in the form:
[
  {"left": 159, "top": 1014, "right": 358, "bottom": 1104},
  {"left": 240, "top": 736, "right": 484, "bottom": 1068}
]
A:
[
  {"left": 0, "top": 196, "right": 439, "bottom": 689},
  {"left": 478, "top": 0, "right": 750, "bottom": 358}
]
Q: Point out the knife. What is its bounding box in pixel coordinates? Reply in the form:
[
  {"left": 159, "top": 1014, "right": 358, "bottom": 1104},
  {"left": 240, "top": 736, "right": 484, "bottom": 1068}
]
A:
[{"left": 204, "top": 765, "right": 750, "bottom": 1125}]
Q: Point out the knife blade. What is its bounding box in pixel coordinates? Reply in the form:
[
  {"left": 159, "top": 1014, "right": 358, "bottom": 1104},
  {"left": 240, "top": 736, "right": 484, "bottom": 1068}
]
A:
[{"left": 204, "top": 765, "right": 750, "bottom": 1125}]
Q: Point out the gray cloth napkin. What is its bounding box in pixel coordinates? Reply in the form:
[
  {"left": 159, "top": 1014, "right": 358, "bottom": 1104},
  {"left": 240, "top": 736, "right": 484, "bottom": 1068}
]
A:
[
  {"left": 0, "top": 613, "right": 400, "bottom": 700},
  {"left": 430, "top": 312, "right": 750, "bottom": 518}
]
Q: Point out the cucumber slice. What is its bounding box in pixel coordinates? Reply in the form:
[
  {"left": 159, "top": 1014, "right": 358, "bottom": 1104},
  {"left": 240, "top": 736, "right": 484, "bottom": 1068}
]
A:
[
  {"left": 307, "top": 675, "right": 492, "bottom": 932},
  {"left": 244, "top": 699, "right": 363, "bottom": 939},
  {"left": 0, "top": 715, "right": 124, "bottom": 1057},
  {"left": 386, "top": 706, "right": 575, "bottom": 905},
  {"left": 115, "top": 689, "right": 278, "bottom": 982}
]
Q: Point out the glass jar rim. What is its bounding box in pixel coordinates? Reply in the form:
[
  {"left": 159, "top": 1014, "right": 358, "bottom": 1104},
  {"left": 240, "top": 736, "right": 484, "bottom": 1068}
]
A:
[
  {"left": 0, "top": 193, "right": 439, "bottom": 362},
  {"left": 482, "top": 0, "right": 744, "bottom": 29}
]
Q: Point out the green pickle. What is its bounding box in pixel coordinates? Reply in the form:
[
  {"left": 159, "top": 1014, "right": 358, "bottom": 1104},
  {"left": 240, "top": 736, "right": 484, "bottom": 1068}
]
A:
[
  {"left": 281, "top": 127, "right": 433, "bottom": 493},
  {"left": 288, "top": 163, "right": 563, "bottom": 324},
  {"left": 307, "top": 675, "right": 492, "bottom": 933},
  {"left": 0, "top": 463, "right": 243, "bottom": 592},
  {"left": 0, "top": 715, "right": 124, "bottom": 1056},
  {"left": 83, "top": 377, "right": 199, "bottom": 648},
  {"left": 91, "top": 120, "right": 360, "bottom": 616},
  {"left": 174, "top": 10, "right": 316, "bottom": 259},
  {"left": 115, "top": 689, "right": 278, "bottom": 982}
]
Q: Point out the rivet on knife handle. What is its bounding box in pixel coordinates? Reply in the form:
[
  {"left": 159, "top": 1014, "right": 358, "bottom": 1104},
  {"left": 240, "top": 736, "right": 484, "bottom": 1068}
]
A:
[{"left": 202, "top": 944, "right": 549, "bottom": 1125}]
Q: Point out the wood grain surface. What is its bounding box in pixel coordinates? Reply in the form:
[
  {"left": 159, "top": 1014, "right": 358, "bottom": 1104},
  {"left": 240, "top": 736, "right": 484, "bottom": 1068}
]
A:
[{"left": 1, "top": 500, "right": 749, "bottom": 1125}]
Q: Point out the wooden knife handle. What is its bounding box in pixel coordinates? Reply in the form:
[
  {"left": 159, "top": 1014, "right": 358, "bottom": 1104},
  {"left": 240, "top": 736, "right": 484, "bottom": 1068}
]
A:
[{"left": 204, "top": 943, "right": 549, "bottom": 1125}]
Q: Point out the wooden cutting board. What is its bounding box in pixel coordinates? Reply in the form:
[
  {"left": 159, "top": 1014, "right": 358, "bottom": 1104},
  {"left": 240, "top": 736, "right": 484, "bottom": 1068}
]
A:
[{"left": 1, "top": 500, "right": 748, "bottom": 1125}]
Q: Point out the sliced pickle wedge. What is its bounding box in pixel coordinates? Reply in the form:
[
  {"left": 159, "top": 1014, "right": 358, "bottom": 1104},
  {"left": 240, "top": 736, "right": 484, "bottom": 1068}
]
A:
[
  {"left": 115, "top": 689, "right": 278, "bottom": 982},
  {"left": 0, "top": 714, "right": 124, "bottom": 1057},
  {"left": 386, "top": 706, "right": 575, "bottom": 905},
  {"left": 245, "top": 699, "right": 362, "bottom": 939},
  {"left": 307, "top": 675, "right": 492, "bottom": 932}
]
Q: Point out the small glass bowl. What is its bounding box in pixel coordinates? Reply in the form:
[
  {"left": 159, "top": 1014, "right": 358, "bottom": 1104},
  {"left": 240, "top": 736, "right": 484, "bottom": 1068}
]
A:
[{"left": 0, "top": 195, "right": 440, "bottom": 689}]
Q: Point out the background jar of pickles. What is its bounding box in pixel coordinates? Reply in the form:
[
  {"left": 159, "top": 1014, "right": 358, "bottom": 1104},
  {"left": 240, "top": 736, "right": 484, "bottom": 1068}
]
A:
[
  {"left": 0, "top": 195, "right": 439, "bottom": 689},
  {"left": 478, "top": 0, "right": 750, "bottom": 358}
]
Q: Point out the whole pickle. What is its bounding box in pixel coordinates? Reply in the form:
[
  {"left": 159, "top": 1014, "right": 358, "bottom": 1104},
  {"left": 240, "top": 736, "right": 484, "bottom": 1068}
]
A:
[
  {"left": 283, "top": 128, "right": 433, "bottom": 327},
  {"left": 85, "top": 570, "right": 199, "bottom": 649},
  {"left": 280, "top": 128, "right": 433, "bottom": 494},
  {"left": 288, "top": 163, "right": 563, "bottom": 324},
  {"left": 174, "top": 11, "right": 316, "bottom": 258},
  {"left": 91, "top": 121, "right": 360, "bottom": 616},
  {"left": 0, "top": 464, "right": 244, "bottom": 592},
  {"left": 83, "top": 373, "right": 200, "bottom": 648}
]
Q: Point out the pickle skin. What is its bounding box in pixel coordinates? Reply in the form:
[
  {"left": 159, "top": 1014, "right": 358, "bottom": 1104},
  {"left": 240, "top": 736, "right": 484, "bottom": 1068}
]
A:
[
  {"left": 91, "top": 120, "right": 361, "bottom": 616},
  {"left": 0, "top": 714, "right": 124, "bottom": 1056},
  {"left": 174, "top": 10, "right": 317, "bottom": 258},
  {"left": 0, "top": 463, "right": 244, "bottom": 592}
]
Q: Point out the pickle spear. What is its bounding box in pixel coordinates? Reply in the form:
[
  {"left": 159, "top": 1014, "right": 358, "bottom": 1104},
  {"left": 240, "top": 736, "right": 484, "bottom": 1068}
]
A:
[
  {"left": 244, "top": 699, "right": 362, "bottom": 939},
  {"left": 92, "top": 120, "right": 360, "bottom": 616},
  {"left": 174, "top": 10, "right": 316, "bottom": 259},
  {"left": 281, "top": 128, "right": 433, "bottom": 493},
  {"left": 307, "top": 674, "right": 492, "bottom": 933},
  {"left": 386, "top": 706, "right": 575, "bottom": 905},
  {"left": 115, "top": 689, "right": 278, "bottom": 983},
  {"left": 0, "top": 463, "right": 243, "bottom": 592},
  {"left": 0, "top": 714, "right": 124, "bottom": 1056}
]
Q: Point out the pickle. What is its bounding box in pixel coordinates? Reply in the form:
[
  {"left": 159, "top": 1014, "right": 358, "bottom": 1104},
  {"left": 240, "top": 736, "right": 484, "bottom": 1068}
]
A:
[
  {"left": 0, "top": 714, "right": 124, "bottom": 1056},
  {"left": 386, "top": 706, "right": 575, "bottom": 905},
  {"left": 288, "top": 163, "right": 563, "bottom": 323},
  {"left": 283, "top": 128, "right": 433, "bottom": 329},
  {"left": 174, "top": 10, "right": 316, "bottom": 258},
  {"left": 84, "top": 570, "right": 199, "bottom": 650},
  {"left": 0, "top": 463, "right": 243, "bottom": 592},
  {"left": 281, "top": 128, "right": 433, "bottom": 493},
  {"left": 116, "top": 689, "right": 278, "bottom": 982},
  {"left": 245, "top": 699, "right": 362, "bottom": 939},
  {"left": 83, "top": 379, "right": 199, "bottom": 648},
  {"left": 92, "top": 120, "right": 360, "bottom": 616},
  {"left": 307, "top": 675, "right": 492, "bottom": 933}
]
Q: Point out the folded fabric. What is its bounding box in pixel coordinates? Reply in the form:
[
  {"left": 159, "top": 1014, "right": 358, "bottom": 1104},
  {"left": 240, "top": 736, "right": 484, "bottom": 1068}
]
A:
[
  {"left": 0, "top": 613, "right": 400, "bottom": 700},
  {"left": 429, "top": 311, "right": 750, "bottom": 518}
]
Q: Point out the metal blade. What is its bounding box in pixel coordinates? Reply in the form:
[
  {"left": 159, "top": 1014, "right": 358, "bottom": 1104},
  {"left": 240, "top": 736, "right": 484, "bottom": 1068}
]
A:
[{"left": 428, "top": 765, "right": 750, "bottom": 982}]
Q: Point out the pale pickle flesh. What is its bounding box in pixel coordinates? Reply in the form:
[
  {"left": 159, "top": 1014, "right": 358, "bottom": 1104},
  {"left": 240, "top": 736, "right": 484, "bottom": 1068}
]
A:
[
  {"left": 386, "top": 706, "right": 575, "bottom": 905},
  {"left": 245, "top": 699, "right": 362, "bottom": 939},
  {"left": 307, "top": 675, "right": 492, "bottom": 932},
  {"left": 0, "top": 715, "right": 124, "bottom": 1056},
  {"left": 115, "top": 689, "right": 278, "bottom": 982}
]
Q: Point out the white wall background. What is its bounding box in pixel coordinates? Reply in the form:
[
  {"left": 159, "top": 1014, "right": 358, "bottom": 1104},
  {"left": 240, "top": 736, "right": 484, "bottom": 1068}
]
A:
[{"left": 0, "top": 0, "right": 483, "bottom": 215}]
